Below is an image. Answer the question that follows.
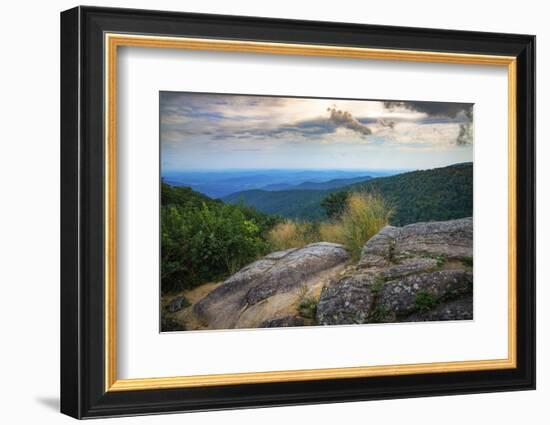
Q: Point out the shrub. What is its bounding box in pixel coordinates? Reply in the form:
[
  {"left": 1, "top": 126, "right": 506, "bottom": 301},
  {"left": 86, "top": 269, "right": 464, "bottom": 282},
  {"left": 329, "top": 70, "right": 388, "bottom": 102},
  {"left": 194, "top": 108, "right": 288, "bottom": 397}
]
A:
[
  {"left": 298, "top": 297, "right": 318, "bottom": 319},
  {"left": 415, "top": 290, "right": 437, "bottom": 312},
  {"left": 328, "top": 192, "right": 393, "bottom": 260},
  {"left": 271, "top": 193, "right": 392, "bottom": 259},
  {"left": 267, "top": 221, "right": 319, "bottom": 251},
  {"left": 320, "top": 191, "right": 349, "bottom": 219},
  {"left": 318, "top": 222, "right": 345, "bottom": 244},
  {"left": 161, "top": 203, "right": 270, "bottom": 293}
]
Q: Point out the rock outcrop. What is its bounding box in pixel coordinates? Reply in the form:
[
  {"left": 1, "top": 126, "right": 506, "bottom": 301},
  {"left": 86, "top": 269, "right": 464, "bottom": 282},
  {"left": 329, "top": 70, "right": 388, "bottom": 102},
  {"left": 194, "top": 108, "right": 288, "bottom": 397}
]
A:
[
  {"left": 316, "top": 218, "right": 473, "bottom": 325},
  {"left": 164, "top": 218, "right": 473, "bottom": 331},
  {"left": 193, "top": 242, "right": 349, "bottom": 329}
]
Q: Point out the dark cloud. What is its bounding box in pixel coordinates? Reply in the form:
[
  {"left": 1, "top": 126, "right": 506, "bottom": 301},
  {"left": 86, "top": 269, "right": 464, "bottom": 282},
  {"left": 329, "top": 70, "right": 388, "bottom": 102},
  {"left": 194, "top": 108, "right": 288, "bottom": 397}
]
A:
[
  {"left": 327, "top": 106, "right": 372, "bottom": 137},
  {"left": 456, "top": 122, "right": 473, "bottom": 146},
  {"left": 383, "top": 101, "right": 473, "bottom": 145},
  {"left": 383, "top": 101, "right": 472, "bottom": 118},
  {"left": 377, "top": 118, "right": 396, "bottom": 129}
]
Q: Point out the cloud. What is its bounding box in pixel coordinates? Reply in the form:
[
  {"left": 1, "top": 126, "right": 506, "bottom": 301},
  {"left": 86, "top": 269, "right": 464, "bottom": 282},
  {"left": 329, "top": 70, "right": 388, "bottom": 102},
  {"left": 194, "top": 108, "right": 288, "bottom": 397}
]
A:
[
  {"left": 377, "top": 118, "right": 396, "bottom": 129},
  {"left": 456, "top": 122, "right": 473, "bottom": 145},
  {"left": 160, "top": 92, "right": 475, "bottom": 158},
  {"left": 383, "top": 101, "right": 470, "bottom": 118},
  {"left": 327, "top": 106, "right": 372, "bottom": 137},
  {"left": 383, "top": 101, "right": 473, "bottom": 145}
]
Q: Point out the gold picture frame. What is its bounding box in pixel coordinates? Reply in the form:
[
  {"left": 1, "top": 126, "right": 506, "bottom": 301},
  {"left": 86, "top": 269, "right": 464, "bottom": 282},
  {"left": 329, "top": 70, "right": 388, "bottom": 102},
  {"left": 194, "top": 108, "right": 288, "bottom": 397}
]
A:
[{"left": 61, "top": 7, "right": 535, "bottom": 418}]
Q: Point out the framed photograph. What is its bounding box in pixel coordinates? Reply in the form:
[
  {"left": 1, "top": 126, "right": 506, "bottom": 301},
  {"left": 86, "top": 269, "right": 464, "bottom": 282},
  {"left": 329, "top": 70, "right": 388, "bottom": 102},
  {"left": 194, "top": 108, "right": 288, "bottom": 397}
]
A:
[{"left": 60, "top": 6, "right": 535, "bottom": 419}]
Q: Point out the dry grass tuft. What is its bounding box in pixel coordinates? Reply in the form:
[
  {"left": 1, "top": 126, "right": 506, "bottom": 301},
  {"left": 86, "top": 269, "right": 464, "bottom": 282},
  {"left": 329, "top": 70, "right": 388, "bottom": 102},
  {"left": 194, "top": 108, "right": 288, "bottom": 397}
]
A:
[
  {"left": 268, "top": 192, "right": 392, "bottom": 260},
  {"left": 267, "top": 221, "right": 318, "bottom": 251}
]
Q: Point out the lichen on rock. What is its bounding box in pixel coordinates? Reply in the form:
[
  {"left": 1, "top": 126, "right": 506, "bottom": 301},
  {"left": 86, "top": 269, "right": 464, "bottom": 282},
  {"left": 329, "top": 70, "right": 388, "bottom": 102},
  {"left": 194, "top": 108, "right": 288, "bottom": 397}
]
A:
[
  {"left": 194, "top": 242, "right": 350, "bottom": 329},
  {"left": 316, "top": 218, "right": 473, "bottom": 325}
]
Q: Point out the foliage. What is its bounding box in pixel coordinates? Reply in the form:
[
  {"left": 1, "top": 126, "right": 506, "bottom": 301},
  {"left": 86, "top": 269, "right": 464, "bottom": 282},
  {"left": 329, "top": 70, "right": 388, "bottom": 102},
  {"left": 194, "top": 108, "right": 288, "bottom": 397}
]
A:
[
  {"left": 161, "top": 183, "right": 277, "bottom": 293},
  {"left": 267, "top": 221, "right": 319, "bottom": 251},
  {"left": 368, "top": 305, "right": 391, "bottom": 323},
  {"left": 414, "top": 290, "right": 437, "bottom": 312},
  {"left": 298, "top": 297, "right": 318, "bottom": 319},
  {"left": 341, "top": 162, "right": 473, "bottom": 226},
  {"left": 267, "top": 192, "right": 391, "bottom": 261},
  {"left": 161, "top": 180, "right": 219, "bottom": 208},
  {"left": 322, "top": 192, "right": 393, "bottom": 261},
  {"left": 224, "top": 163, "right": 473, "bottom": 226},
  {"left": 224, "top": 189, "right": 329, "bottom": 220},
  {"left": 320, "top": 191, "right": 349, "bottom": 219},
  {"left": 161, "top": 162, "right": 472, "bottom": 296},
  {"left": 318, "top": 222, "right": 343, "bottom": 244},
  {"left": 370, "top": 277, "right": 386, "bottom": 295},
  {"left": 160, "top": 316, "right": 185, "bottom": 332}
]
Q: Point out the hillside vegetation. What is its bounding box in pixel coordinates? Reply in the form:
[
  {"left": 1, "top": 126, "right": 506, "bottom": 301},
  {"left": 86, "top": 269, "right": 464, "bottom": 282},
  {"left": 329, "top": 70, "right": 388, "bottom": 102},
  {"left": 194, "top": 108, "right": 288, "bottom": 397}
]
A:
[
  {"left": 263, "top": 175, "right": 372, "bottom": 191},
  {"left": 161, "top": 182, "right": 280, "bottom": 293},
  {"left": 223, "top": 189, "right": 329, "bottom": 220},
  {"left": 161, "top": 163, "right": 472, "bottom": 296},
  {"left": 224, "top": 163, "right": 472, "bottom": 226}
]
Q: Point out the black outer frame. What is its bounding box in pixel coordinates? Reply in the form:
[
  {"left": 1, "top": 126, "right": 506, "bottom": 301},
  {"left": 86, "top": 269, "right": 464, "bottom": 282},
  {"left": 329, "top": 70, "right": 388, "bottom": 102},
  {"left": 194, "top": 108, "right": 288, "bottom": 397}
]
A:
[{"left": 60, "top": 6, "right": 536, "bottom": 419}]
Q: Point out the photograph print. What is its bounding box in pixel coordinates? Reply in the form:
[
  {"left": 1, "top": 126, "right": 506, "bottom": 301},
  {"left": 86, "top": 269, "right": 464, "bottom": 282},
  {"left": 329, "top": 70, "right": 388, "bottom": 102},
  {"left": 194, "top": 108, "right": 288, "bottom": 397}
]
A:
[{"left": 160, "top": 92, "right": 474, "bottom": 332}]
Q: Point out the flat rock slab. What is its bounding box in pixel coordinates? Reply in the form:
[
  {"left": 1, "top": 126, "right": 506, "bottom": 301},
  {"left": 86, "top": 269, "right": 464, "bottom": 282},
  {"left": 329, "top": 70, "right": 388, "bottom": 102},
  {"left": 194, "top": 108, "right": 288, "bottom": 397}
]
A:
[
  {"left": 194, "top": 242, "right": 349, "bottom": 329},
  {"left": 358, "top": 217, "right": 473, "bottom": 269}
]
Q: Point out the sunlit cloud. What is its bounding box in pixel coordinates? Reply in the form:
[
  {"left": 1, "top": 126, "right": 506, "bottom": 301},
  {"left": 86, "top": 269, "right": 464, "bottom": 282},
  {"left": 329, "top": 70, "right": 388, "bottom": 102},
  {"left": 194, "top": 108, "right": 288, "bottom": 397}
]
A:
[{"left": 160, "top": 92, "right": 473, "bottom": 170}]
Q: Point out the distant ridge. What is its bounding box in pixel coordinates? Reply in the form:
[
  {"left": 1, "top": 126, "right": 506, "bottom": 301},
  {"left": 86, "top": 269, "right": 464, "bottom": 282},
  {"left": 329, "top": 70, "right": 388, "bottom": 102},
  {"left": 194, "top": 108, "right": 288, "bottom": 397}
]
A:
[
  {"left": 223, "top": 163, "right": 473, "bottom": 225},
  {"left": 261, "top": 175, "right": 372, "bottom": 191}
]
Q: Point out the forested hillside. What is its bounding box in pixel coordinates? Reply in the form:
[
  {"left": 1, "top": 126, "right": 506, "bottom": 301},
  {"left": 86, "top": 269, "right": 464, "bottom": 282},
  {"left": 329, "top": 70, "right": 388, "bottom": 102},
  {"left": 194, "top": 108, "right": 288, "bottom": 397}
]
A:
[
  {"left": 161, "top": 182, "right": 280, "bottom": 293},
  {"left": 223, "top": 163, "right": 473, "bottom": 226},
  {"left": 223, "top": 189, "right": 329, "bottom": 220},
  {"left": 342, "top": 162, "right": 472, "bottom": 225},
  {"left": 263, "top": 175, "right": 372, "bottom": 191}
]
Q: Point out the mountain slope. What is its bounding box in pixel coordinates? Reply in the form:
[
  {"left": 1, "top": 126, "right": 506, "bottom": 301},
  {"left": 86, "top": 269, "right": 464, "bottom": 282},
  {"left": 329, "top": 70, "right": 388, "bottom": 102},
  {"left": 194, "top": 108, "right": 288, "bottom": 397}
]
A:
[
  {"left": 223, "top": 163, "right": 473, "bottom": 225},
  {"left": 261, "top": 175, "right": 372, "bottom": 191},
  {"left": 347, "top": 162, "right": 472, "bottom": 225},
  {"left": 224, "top": 189, "right": 329, "bottom": 220}
]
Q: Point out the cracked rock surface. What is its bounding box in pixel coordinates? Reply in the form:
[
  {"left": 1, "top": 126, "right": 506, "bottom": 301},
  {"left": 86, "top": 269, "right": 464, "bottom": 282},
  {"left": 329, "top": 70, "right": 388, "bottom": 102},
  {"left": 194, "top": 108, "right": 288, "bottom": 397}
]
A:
[
  {"left": 194, "top": 242, "right": 349, "bottom": 329},
  {"left": 316, "top": 218, "right": 473, "bottom": 325}
]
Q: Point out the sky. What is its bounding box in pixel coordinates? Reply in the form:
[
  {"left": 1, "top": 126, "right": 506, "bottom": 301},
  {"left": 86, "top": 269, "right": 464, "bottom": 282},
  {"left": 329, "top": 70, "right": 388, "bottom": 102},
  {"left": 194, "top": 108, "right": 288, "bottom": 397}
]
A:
[{"left": 160, "top": 92, "right": 473, "bottom": 171}]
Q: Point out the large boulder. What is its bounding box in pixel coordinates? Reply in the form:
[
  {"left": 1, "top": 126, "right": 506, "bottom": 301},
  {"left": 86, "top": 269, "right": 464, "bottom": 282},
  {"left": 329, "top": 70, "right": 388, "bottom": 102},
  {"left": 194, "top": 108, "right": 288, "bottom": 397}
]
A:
[
  {"left": 404, "top": 295, "right": 473, "bottom": 322},
  {"left": 376, "top": 270, "right": 473, "bottom": 321},
  {"left": 316, "top": 273, "right": 376, "bottom": 325},
  {"left": 194, "top": 242, "right": 349, "bottom": 329},
  {"left": 317, "top": 218, "right": 473, "bottom": 325},
  {"left": 357, "top": 217, "right": 472, "bottom": 269}
]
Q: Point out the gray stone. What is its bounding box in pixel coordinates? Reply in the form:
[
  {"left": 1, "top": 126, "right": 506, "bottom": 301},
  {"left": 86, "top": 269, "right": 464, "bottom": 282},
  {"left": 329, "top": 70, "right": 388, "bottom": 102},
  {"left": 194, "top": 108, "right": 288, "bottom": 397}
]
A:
[
  {"left": 194, "top": 242, "right": 349, "bottom": 329},
  {"left": 316, "top": 273, "right": 376, "bottom": 325},
  {"left": 358, "top": 218, "right": 473, "bottom": 267},
  {"left": 394, "top": 218, "right": 473, "bottom": 259},
  {"left": 377, "top": 270, "right": 473, "bottom": 318},
  {"left": 379, "top": 257, "right": 438, "bottom": 280},
  {"left": 161, "top": 316, "right": 186, "bottom": 332},
  {"left": 317, "top": 218, "right": 473, "bottom": 326},
  {"left": 357, "top": 225, "right": 399, "bottom": 268},
  {"left": 260, "top": 316, "right": 305, "bottom": 328},
  {"left": 165, "top": 295, "right": 190, "bottom": 313},
  {"left": 246, "top": 242, "right": 349, "bottom": 305},
  {"left": 404, "top": 295, "right": 473, "bottom": 322}
]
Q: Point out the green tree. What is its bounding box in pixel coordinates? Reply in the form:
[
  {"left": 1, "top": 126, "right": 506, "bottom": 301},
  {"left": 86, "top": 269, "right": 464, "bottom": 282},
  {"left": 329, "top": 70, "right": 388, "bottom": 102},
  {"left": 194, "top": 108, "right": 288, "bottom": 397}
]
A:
[
  {"left": 320, "top": 191, "right": 349, "bottom": 219},
  {"left": 160, "top": 183, "right": 278, "bottom": 293}
]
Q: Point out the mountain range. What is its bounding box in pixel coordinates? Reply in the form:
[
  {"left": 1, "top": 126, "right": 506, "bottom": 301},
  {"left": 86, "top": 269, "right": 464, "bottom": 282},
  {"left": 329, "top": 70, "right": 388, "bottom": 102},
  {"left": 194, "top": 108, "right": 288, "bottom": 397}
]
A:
[
  {"left": 223, "top": 162, "right": 473, "bottom": 225},
  {"left": 261, "top": 175, "right": 373, "bottom": 191},
  {"left": 162, "top": 169, "right": 397, "bottom": 198}
]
